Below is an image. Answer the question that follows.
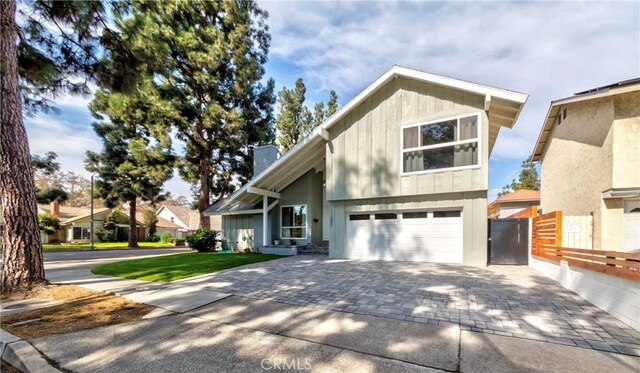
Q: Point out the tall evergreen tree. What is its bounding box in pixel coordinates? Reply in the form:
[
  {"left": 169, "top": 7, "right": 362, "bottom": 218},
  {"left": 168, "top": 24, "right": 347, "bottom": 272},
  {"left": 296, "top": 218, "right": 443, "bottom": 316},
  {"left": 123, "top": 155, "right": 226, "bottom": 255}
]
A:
[
  {"left": 32, "top": 152, "right": 68, "bottom": 204},
  {"left": 498, "top": 156, "right": 541, "bottom": 197},
  {"left": 1, "top": 0, "right": 117, "bottom": 291},
  {"left": 276, "top": 78, "right": 313, "bottom": 152},
  {"left": 86, "top": 82, "right": 175, "bottom": 248},
  {"left": 115, "top": 1, "right": 275, "bottom": 227},
  {"left": 327, "top": 90, "right": 338, "bottom": 117},
  {"left": 276, "top": 79, "right": 338, "bottom": 153}
]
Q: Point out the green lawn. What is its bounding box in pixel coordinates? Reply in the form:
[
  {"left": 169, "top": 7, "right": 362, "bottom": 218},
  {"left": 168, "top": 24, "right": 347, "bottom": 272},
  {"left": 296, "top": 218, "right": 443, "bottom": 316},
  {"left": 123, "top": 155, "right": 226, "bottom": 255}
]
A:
[
  {"left": 91, "top": 252, "right": 285, "bottom": 282},
  {"left": 43, "top": 242, "right": 175, "bottom": 251}
]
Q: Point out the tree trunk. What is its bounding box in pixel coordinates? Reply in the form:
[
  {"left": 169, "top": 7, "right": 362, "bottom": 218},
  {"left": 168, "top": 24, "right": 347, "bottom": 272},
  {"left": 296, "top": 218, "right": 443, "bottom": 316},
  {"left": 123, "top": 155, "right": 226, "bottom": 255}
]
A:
[
  {"left": 128, "top": 199, "right": 138, "bottom": 248},
  {"left": 0, "top": 0, "right": 47, "bottom": 292},
  {"left": 198, "top": 156, "right": 211, "bottom": 229}
]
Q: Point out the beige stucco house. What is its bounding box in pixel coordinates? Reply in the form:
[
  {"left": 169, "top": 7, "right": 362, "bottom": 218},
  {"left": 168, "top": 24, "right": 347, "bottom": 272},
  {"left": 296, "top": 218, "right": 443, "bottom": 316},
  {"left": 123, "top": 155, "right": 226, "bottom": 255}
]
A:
[
  {"left": 156, "top": 204, "right": 222, "bottom": 238},
  {"left": 205, "top": 66, "right": 527, "bottom": 265},
  {"left": 532, "top": 78, "right": 640, "bottom": 252}
]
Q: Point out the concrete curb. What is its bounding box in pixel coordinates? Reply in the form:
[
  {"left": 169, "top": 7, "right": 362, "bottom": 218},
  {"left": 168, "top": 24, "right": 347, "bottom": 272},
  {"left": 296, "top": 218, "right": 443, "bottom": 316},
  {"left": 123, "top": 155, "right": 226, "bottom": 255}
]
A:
[{"left": 1, "top": 329, "right": 60, "bottom": 373}]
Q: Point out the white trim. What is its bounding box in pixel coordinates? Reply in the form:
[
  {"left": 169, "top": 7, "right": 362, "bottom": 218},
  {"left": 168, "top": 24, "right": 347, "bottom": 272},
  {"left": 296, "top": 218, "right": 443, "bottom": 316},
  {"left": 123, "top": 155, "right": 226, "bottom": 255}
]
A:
[
  {"left": 320, "top": 127, "right": 330, "bottom": 141},
  {"left": 400, "top": 112, "right": 482, "bottom": 176},
  {"left": 205, "top": 66, "right": 527, "bottom": 214},
  {"left": 280, "top": 204, "right": 308, "bottom": 239},
  {"left": 247, "top": 187, "right": 281, "bottom": 199}
]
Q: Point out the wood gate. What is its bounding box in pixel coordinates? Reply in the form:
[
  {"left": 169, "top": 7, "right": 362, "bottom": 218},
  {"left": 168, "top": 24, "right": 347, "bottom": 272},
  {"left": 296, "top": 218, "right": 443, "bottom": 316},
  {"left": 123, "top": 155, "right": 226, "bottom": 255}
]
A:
[{"left": 488, "top": 218, "right": 529, "bottom": 265}]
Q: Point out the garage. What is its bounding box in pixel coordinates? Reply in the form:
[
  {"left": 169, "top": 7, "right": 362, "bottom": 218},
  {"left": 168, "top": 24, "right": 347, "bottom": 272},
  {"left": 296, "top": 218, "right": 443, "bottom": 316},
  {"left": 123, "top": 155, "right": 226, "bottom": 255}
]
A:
[{"left": 346, "top": 210, "right": 463, "bottom": 263}]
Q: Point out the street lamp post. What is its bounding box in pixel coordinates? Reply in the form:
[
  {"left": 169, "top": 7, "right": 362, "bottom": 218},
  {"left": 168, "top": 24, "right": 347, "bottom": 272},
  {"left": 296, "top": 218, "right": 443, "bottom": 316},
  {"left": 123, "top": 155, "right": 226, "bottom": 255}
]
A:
[{"left": 90, "top": 174, "right": 95, "bottom": 250}]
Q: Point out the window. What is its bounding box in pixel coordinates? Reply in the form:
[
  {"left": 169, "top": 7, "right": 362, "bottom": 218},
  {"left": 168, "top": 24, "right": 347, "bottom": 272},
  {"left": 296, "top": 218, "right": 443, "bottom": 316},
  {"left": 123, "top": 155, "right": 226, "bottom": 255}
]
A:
[
  {"left": 403, "top": 212, "right": 427, "bottom": 219},
  {"left": 170, "top": 217, "right": 174, "bottom": 223},
  {"left": 281, "top": 205, "right": 307, "bottom": 239},
  {"left": 349, "top": 214, "right": 370, "bottom": 221},
  {"left": 402, "top": 114, "right": 480, "bottom": 174},
  {"left": 374, "top": 213, "right": 397, "bottom": 220},
  {"left": 433, "top": 211, "right": 461, "bottom": 218},
  {"left": 73, "top": 227, "right": 91, "bottom": 240}
]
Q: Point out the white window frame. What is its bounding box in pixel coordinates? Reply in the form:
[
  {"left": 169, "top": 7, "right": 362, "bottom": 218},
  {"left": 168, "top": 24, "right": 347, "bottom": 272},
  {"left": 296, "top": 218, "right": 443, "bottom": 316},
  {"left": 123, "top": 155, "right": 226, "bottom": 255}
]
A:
[
  {"left": 73, "top": 227, "right": 91, "bottom": 240},
  {"left": 280, "top": 204, "right": 308, "bottom": 239},
  {"left": 400, "top": 112, "right": 482, "bottom": 176}
]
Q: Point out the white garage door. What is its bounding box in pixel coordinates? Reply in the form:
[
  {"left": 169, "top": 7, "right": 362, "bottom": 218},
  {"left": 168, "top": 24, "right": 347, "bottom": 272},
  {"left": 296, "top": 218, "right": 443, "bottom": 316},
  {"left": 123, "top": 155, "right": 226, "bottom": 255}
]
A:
[{"left": 346, "top": 210, "right": 463, "bottom": 263}]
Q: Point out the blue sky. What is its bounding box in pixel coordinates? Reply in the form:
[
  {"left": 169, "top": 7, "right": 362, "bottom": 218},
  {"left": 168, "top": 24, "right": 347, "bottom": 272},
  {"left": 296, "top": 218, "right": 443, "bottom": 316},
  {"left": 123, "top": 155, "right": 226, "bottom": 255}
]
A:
[{"left": 25, "top": 1, "right": 640, "bottom": 203}]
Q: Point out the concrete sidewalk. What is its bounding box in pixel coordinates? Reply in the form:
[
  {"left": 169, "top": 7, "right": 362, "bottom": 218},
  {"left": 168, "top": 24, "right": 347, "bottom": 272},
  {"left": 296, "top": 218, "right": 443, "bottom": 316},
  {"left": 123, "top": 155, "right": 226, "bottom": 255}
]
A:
[{"left": 30, "top": 295, "right": 640, "bottom": 373}]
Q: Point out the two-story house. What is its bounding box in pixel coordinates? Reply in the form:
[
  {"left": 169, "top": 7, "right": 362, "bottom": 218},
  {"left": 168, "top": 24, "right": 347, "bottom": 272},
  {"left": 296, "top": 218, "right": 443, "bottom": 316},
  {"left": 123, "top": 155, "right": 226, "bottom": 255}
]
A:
[
  {"left": 532, "top": 78, "right": 640, "bottom": 252},
  {"left": 205, "top": 66, "right": 527, "bottom": 265}
]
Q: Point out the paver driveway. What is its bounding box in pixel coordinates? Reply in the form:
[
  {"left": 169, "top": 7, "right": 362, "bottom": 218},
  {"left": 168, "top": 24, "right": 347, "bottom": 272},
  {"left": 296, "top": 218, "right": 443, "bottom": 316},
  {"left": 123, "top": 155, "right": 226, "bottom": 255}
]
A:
[{"left": 179, "top": 256, "right": 640, "bottom": 356}]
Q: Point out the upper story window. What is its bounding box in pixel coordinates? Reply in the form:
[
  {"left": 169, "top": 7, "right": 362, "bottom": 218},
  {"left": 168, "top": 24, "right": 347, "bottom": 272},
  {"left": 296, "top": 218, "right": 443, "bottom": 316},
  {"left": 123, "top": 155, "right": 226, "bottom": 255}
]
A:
[{"left": 402, "top": 113, "right": 480, "bottom": 174}]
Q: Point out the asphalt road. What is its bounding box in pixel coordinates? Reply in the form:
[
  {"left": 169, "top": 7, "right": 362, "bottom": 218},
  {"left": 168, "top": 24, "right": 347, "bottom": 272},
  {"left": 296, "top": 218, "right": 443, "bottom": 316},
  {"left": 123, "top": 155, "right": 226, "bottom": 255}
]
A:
[{"left": 44, "top": 247, "right": 192, "bottom": 276}]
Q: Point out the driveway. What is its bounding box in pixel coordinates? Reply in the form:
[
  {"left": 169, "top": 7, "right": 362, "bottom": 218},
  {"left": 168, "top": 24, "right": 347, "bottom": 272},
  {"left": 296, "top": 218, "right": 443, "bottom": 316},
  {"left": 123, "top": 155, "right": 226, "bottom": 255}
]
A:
[{"left": 178, "top": 256, "right": 640, "bottom": 356}]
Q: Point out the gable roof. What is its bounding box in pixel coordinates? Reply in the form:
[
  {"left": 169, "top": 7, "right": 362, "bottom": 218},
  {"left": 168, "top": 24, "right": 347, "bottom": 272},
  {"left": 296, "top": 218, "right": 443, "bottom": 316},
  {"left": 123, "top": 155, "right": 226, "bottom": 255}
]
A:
[
  {"left": 488, "top": 190, "right": 540, "bottom": 207},
  {"left": 38, "top": 204, "right": 112, "bottom": 225},
  {"left": 158, "top": 205, "right": 193, "bottom": 227},
  {"left": 206, "top": 65, "right": 528, "bottom": 215},
  {"left": 531, "top": 78, "right": 640, "bottom": 161}
]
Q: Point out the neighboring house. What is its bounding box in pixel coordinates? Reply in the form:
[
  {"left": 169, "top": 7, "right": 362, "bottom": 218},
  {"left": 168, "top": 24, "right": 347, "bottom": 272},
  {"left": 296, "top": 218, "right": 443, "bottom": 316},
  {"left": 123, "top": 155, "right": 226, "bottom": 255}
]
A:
[
  {"left": 156, "top": 204, "right": 222, "bottom": 238},
  {"left": 488, "top": 190, "right": 540, "bottom": 219},
  {"left": 532, "top": 78, "right": 640, "bottom": 252},
  {"left": 38, "top": 201, "right": 111, "bottom": 243},
  {"left": 39, "top": 201, "right": 155, "bottom": 243},
  {"left": 205, "top": 65, "right": 527, "bottom": 265}
]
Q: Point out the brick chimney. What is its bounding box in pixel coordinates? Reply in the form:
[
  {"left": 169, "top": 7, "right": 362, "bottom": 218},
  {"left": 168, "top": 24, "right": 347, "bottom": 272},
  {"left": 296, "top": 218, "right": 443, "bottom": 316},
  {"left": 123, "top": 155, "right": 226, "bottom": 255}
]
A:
[
  {"left": 253, "top": 144, "right": 278, "bottom": 177},
  {"left": 50, "top": 200, "right": 60, "bottom": 217}
]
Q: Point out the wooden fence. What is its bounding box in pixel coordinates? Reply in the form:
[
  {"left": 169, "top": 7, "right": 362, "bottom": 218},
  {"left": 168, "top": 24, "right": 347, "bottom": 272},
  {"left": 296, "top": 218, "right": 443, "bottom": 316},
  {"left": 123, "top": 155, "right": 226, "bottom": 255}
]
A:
[{"left": 532, "top": 211, "right": 640, "bottom": 282}]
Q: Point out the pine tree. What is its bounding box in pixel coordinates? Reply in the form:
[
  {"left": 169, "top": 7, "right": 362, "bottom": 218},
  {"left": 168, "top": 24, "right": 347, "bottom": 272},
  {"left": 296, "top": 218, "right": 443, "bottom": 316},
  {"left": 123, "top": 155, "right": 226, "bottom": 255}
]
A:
[
  {"left": 327, "top": 90, "right": 338, "bottom": 117},
  {"left": 86, "top": 82, "right": 175, "bottom": 248},
  {"left": 115, "top": 1, "right": 275, "bottom": 227},
  {"left": 498, "top": 156, "right": 540, "bottom": 196},
  {"left": 276, "top": 78, "right": 314, "bottom": 152},
  {"left": 1, "top": 1, "right": 118, "bottom": 291},
  {"left": 32, "top": 152, "right": 68, "bottom": 204},
  {"left": 276, "top": 79, "right": 338, "bottom": 153}
]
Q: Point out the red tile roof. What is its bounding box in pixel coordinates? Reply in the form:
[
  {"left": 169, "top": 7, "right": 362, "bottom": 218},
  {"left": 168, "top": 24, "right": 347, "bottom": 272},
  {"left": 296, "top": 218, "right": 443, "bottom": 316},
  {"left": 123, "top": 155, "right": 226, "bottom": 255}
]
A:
[{"left": 490, "top": 189, "right": 540, "bottom": 205}]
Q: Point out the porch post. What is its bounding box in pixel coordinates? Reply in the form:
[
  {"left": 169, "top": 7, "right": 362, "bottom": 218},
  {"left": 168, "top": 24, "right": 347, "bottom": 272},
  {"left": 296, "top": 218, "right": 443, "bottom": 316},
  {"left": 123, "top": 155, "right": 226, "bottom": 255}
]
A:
[{"left": 263, "top": 195, "right": 268, "bottom": 246}]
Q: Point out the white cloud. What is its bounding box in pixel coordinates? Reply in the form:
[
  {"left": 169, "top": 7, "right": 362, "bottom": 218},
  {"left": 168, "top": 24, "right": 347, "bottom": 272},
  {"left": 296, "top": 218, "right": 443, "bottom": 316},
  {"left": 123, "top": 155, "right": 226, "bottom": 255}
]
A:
[
  {"left": 25, "top": 115, "right": 100, "bottom": 177},
  {"left": 262, "top": 1, "right": 640, "bottom": 161}
]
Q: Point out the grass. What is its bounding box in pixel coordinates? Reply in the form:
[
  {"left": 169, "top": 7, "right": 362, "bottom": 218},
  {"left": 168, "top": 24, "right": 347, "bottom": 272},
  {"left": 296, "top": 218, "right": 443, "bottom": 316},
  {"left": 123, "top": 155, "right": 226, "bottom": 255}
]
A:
[
  {"left": 2, "top": 285, "right": 153, "bottom": 339},
  {"left": 43, "top": 241, "right": 175, "bottom": 251},
  {"left": 91, "top": 252, "right": 285, "bottom": 282}
]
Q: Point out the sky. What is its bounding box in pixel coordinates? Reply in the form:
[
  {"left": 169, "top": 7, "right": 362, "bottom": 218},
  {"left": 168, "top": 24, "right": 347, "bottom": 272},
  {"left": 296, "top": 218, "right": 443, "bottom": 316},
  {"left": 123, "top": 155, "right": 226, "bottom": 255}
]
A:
[{"left": 25, "top": 1, "right": 640, "bottom": 203}]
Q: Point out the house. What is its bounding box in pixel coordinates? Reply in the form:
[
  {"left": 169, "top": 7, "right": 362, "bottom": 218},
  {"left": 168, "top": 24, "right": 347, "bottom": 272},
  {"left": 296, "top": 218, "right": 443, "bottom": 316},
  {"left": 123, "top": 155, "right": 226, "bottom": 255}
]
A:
[
  {"left": 488, "top": 190, "right": 540, "bottom": 219},
  {"left": 156, "top": 204, "right": 222, "bottom": 238},
  {"left": 38, "top": 201, "right": 113, "bottom": 243},
  {"left": 204, "top": 66, "right": 527, "bottom": 265},
  {"left": 532, "top": 78, "right": 640, "bottom": 252}
]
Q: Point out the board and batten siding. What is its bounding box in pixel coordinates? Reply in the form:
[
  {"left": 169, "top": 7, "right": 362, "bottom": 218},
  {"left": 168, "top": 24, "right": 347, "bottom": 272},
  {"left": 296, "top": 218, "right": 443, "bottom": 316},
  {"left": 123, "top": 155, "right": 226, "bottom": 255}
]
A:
[
  {"left": 326, "top": 77, "right": 488, "bottom": 201},
  {"left": 222, "top": 215, "right": 254, "bottom": 251},
  {"left": 325, "top": 77, "right": 490, "bottom": 265}
]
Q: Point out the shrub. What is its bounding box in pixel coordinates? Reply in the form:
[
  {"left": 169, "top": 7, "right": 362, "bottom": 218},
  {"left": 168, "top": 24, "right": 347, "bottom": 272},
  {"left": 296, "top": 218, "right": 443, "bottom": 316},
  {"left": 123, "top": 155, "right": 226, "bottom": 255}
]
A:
[
  {"left": 96, "top": 228, "right": 116, "bottom": 242},
  {"left": 185, "top": 229, "right": 217, "bottom": 252},
  {"left": 174, "top": 238, "right": 186, "bottom": 246},
  {"left": 159, "top": 232, "right": 173, "bottom": 244},
  {"left": 168, "top": 237, "right": 175, "bottom": 243},
  {"left": 148, "top": 233, "right": 160, "bottom": 242},
  {"left": 38, "top": 213, "right": 60, "bottom": 234}
]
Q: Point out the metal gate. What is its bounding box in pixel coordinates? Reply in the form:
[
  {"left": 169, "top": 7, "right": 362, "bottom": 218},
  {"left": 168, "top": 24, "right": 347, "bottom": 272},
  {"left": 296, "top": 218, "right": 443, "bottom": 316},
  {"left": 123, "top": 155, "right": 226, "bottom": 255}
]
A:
[{"left": 488, "top": 218, "right": 529, "bottom": 265}]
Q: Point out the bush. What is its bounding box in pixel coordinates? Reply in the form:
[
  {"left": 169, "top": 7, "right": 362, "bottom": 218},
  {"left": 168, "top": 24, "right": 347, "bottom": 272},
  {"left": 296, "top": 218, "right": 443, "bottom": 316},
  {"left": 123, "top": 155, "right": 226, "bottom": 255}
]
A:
[
  {"left": 185, "top": 229, "right": 218, "bottom": 252},
  {"left": 148, "top": 233, "right": 160, "bottom": 242},
  {"left": 96, "top": 228, "right": 116, "bottom": 242},
  {"left": 174, "top": 238, "right": 186, "bottom": 246},
  {"left": 168, "top": 237, "right": 175, "bottom": 243},
  {"left": 159, "top": 232, "right": 173, "bottom": 244}
]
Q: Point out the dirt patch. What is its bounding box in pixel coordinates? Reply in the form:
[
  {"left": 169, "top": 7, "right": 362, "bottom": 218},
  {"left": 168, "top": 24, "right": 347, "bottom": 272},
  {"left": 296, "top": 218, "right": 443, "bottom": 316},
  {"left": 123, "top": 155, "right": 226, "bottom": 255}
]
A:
[{"left": 2, "top": 285, "right": 154, "bottom": 339}]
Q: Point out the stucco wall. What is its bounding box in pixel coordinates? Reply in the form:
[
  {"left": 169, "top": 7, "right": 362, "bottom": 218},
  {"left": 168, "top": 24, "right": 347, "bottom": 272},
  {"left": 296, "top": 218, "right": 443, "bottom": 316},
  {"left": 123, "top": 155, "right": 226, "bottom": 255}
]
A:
[
  {"left": 327, "top": 191, "right": 488, "bottom": 265},
  {"left": 540, "top": 96, "right": 615, "bottom": 249},
  {"left": 498, "top": 202, "right": 538, "bottom": 219},
  {"left": 612, "top": 91, "right": 640, "bottom": 189}
]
